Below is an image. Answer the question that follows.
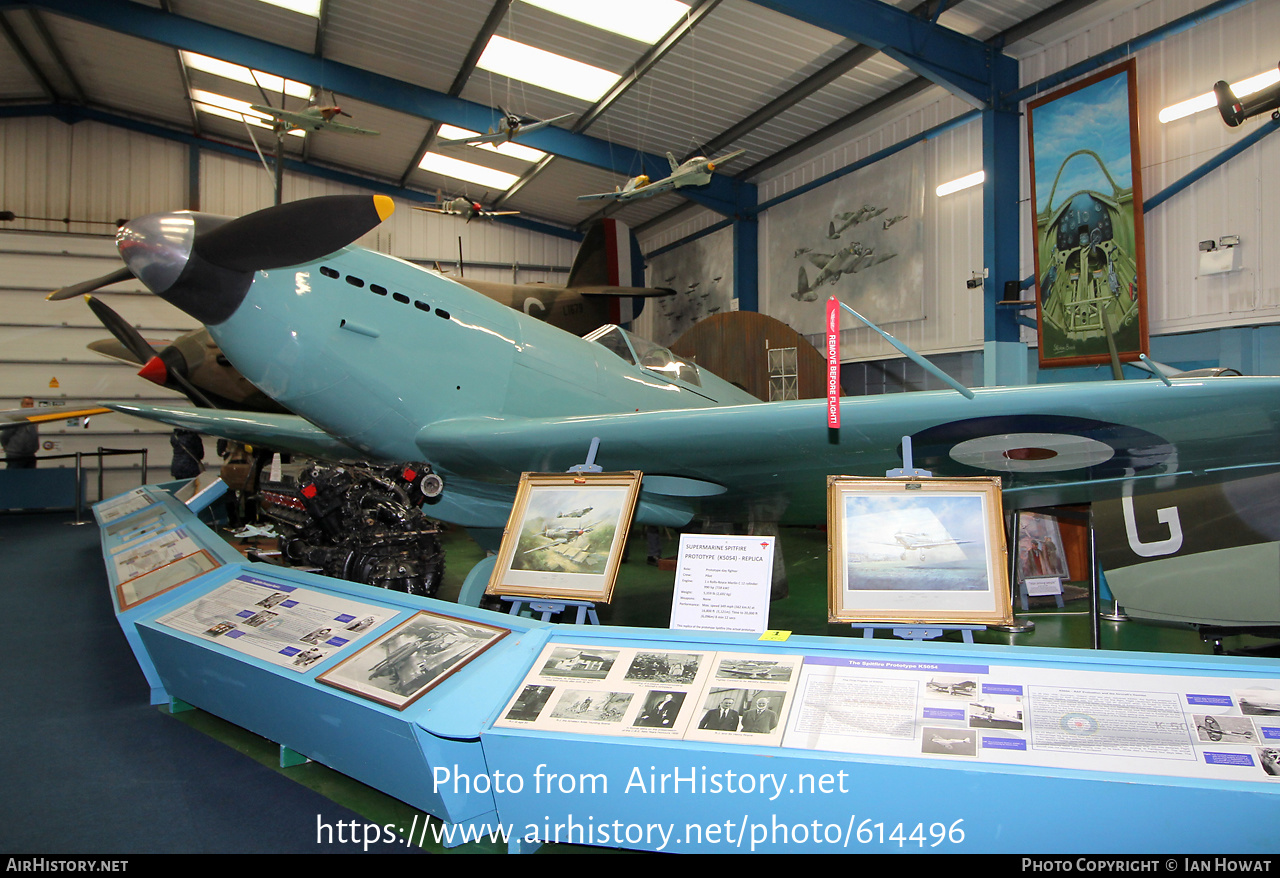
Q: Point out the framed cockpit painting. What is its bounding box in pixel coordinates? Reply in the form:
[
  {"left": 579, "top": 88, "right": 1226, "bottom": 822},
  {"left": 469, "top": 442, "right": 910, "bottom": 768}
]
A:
[
  {"left": 485, "top": 471, "right": 643, "bottom": 604},
  {"left": 1027, "top": 59, "right": 1149, "bottom": 369},
  {"left": 827, "top": 476, "right": 1013, "bottom": 626}
]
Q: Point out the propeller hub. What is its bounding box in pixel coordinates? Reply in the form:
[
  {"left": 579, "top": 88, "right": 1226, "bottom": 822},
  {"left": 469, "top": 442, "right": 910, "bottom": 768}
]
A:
[{"left": 116, "top": 212, "right": 197, "bottom": 296}]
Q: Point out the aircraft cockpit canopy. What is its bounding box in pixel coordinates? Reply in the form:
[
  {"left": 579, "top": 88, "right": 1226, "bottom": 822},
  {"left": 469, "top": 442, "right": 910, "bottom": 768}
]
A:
[{"left": 583, "top": 325, "right": 702, "bottom": 387}]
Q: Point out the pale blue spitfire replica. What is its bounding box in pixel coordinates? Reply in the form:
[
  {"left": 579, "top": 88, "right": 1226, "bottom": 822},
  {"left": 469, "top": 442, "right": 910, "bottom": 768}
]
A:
[{"left": 94, "top": 196, "right": 1280, "bottom": 624}]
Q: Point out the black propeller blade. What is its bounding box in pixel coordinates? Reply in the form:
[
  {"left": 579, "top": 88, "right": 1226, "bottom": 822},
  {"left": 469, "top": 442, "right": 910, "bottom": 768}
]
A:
[
  {"left": 85, "top": 294, "right": 157, "bottom": 365},
  {"left": 193, "top": 194, "right": 394, "bottom": 273},
  {"left": 84, "top": 295, "right": 217, "bottom": 409},
  {"left": 47, "top": 266, "right": 134, "bottom": 301}
]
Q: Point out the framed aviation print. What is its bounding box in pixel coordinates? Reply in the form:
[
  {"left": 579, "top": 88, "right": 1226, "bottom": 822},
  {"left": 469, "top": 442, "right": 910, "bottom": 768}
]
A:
[
  {"left": 827, "top": 476, "right": 1013, "bottom": 625},
  {"left": 485, "top": 471, "right": 642, "bottom": 604}
]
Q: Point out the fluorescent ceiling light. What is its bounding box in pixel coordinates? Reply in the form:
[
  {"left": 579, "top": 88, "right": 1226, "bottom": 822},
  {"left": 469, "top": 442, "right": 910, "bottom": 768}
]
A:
[
  {"left": 418, "top": 153, "right": 521, "bottom": 191},
  {"left": 477, "top": 36, "right": 619, "bottom": 102},
  {"left": 936, "top": 170, "right": 984, "bottom": 197},
  {"left": 190, "top": 89, "right": 304, "bottom": 136},
  {"left": 256, "top": 0, "right": 323, "bottom": 15},
  {"left": 520, "top": 0, "right": 689, "bottom": 44},
  {"left": 436, "top": 124, "right": 546, "bottom": 163},
  {"left": 1159, "top": 66, "right": 1280, "bottom": 123},
  {"left": 181, "top": 51, "right": 313, "bottom": 101}
]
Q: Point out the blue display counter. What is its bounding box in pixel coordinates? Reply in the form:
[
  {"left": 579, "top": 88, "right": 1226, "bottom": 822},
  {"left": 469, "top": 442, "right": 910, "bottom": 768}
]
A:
[{"left": 88, "top": 485, "right": 1280, "bottom": 853}]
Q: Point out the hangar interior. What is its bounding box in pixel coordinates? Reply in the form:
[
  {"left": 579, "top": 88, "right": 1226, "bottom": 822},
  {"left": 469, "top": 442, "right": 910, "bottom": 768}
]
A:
[
  {"left": 2, "top": 0, "right": 1280, "bottom": 855},
  {"left": 2, "top": 0, "right": 1278, "bottom": 498}
]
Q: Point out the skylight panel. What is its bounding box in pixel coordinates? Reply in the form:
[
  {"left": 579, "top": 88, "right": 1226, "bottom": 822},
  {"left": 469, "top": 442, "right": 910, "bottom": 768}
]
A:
[
  {"left": 436, "top": 124, "right": 546, "bottom": 163},
  {"left": 190, "top": 89, "right": 304, "bottom": 136},
  {"left": 256, "top": 0, "right": 323, "bottom": 16},
  {"left": 477, "top": 36, "right": 619, "bottom": 102},
  {"left": 520, "top": 0, "right": 689, "bottom": 44},
  {"left": 181, "top": 51, "right": 313, "bottom": 101},
  {"left": 418, "top": 153, "right": 521, "bottom": 191}
]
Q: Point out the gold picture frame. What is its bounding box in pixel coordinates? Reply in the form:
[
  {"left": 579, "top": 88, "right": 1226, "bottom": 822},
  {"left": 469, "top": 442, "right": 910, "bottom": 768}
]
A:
[
  {"left": 827, "top": 476, "right": 1012, "bottom": 626},
  {"left": 485, "top": 471, "right": 643, "bottom": 604},
  {"left": 318, "top": 610, "right": 509, "bottom": 710}
]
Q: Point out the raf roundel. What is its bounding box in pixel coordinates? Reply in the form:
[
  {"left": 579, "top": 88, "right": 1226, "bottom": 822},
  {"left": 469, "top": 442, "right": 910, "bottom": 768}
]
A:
[{"left": 908, "top": 415, "right": 1174, "bottom": 478}]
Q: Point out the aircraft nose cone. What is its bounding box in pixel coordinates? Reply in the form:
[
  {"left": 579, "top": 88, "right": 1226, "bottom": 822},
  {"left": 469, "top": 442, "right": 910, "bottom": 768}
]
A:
[
  {"left": 116, "top": 212, "right": 196, "bottom": 297},
  {"left": 116, "top": 210, "right": 250, "bottom": 325}
]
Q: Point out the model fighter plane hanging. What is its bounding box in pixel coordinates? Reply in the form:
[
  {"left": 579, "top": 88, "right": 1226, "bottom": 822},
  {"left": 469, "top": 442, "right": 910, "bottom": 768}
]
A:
[
  {"left": 437, "top": 109, "right": 573, "bottom": 148},
  {"left": 578, "top": 149, "right": 747, "bottom": 203},
  {"left": 249, "top": 103, "right": 380, "bottom": 136},
  {"left": 65, "top": 197, "right": 1280, "bottom": 613}
]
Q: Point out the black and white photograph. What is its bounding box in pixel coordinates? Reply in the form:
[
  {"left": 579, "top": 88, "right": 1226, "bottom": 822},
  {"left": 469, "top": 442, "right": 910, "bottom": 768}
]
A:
[
  {"left": 624, "top": 651, "right": 701, "bottom": 684},
  {"left": 1194, "top": 714, "right": 1257, "bottom": 744},
  {"left": 968, "top": 699, "right": 1025, "bottom": 731},
  {"left": 632, "top": 691, "right": 685, "bottom": 729},
  {"left": 921, "top": 727, "right": 978, "bottom": 757},
  {"left": 1238, "top": 690, "right": 1280, "bottom": 716},
  {"left": 926, "top": 677, "right": 978, "bottom": 698},
  {"left": 318, "top": 611, "right": 508, "bottom": 710},
  {"left": 504, "top": 685, "right": 556, "bottom": 723},
  {"left": 715, "top": 658, "right": 794, "bottom": 683},
  {"left": 539, "top": 647, "right": 620, "bottom": 680},
  {"left": 550, "top": 689, "right": 633, "bottom": 723}
]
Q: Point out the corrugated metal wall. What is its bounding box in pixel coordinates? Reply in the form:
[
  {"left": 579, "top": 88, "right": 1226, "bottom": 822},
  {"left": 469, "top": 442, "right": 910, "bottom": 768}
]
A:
[
  {"left": 1018, "top": 0, "right": 1280, "bottom": 335},
  {"left": 642, "top": 0, "right": 1280, "bottom": 369}
]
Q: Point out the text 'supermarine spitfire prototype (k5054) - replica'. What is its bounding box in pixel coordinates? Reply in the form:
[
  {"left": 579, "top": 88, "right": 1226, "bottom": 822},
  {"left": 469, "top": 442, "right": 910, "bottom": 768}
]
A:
[{"left": 82, "top": 196, "right": 1280, "bottom": 627}]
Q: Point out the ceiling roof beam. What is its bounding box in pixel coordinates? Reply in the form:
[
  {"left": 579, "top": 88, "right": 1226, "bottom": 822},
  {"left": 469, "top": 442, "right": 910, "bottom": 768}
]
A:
[
  {"left": 27, "top": 8, "right": 85, "bottom": 103},
  {"left": 494, "top": 0, "right": 722, "bottom": 211},
  {"left": 748, "top": 0, "right": 1004, "bottom": 107},
  {"left": 398, "top": 0, "right": 511, "bottom": 189},
  {"left": 0, "top": 11, "right": 57, "bottom": 101},
  {"left": 697, "top": 0, "right": 955, "bottom": 159},
  {"left": 5, "top": 0, "right": 745, "bottom": 214}
]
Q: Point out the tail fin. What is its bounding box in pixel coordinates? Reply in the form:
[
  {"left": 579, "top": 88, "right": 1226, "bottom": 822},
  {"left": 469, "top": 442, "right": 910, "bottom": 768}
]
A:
[
  {"left": 667, "top": 152, "right": 680, "bottom": 173},
  {"left": 567, "top": 219, "right": 668, "bottom": 325},
  {"left": 567, "top": 218, "right": 645, "bottom": 290}
]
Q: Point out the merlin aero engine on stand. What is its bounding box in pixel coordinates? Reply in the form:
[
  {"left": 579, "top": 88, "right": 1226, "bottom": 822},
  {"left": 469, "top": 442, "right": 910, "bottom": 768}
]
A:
[{"left": 258, "top": 460, "right": 447, "bottom": 597}]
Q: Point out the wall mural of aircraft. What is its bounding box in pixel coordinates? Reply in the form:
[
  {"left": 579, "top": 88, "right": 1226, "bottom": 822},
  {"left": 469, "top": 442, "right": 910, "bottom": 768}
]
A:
[
  {"left": 249, "top": 103, "right": 380, "bottom": 136},
  {"left": 437, "top": 109, "right": 573, "bottom": 147},
  {"left": 578, "top": 149, "right": 747, "bottom": 204},
  {"left": 413, "top": 196, "right": 519, "bottom": 222},
  {"left": 65, "top": 195, "right": 1280, "bottom": 628}
]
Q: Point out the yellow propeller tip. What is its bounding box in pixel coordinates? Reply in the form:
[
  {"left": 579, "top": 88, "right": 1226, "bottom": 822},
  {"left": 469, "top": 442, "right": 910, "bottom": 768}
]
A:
[{"left": 374, "top": 194, "right": 395, "bottom": 222}]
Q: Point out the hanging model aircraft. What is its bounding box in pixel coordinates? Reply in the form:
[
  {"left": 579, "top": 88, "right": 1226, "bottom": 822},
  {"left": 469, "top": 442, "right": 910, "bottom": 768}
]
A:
[
  {"left": 437, "top": 109, "right": 573, "bottom": 148},
  {"left": 577, "top": 149, "right": 747, "bottom": 203},
  {"left": 413, "top": 196, "right": 519, "bottom": 222},
  {"left": 65, "top": 195, "right": 1280, "bottom": 627},
  {"left": 248, "top": 103, "right": 380, "bottom": 136}
]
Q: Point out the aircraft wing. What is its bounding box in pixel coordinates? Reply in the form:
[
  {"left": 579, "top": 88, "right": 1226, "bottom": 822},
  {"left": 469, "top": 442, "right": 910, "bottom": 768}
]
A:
[
  {"left": 103, "top": 403, "right": 364, "bottom": 460},
  {"left": 326, "top": 121, "right": 379, "bottom": 136},
  {"left": 416, "top": 377, "right": 1280, "bottom": 524},
  {"left": 439, "top": 131, "right": 506, "bottom": 147},
  {"left": 1, "top": 405, "right": 111, "bottom": 424},
  {"left": 576, "top": 189, "right": 627, "bottom": 202}
]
